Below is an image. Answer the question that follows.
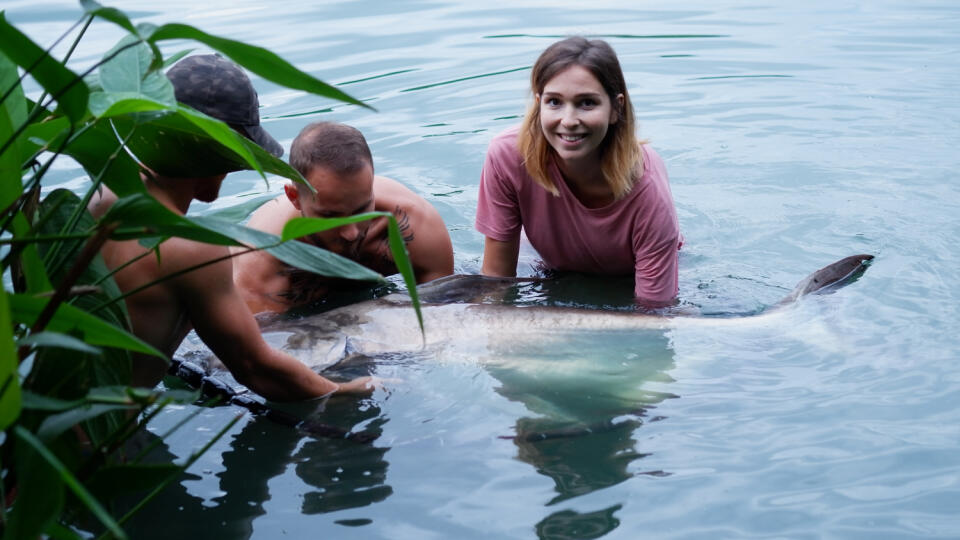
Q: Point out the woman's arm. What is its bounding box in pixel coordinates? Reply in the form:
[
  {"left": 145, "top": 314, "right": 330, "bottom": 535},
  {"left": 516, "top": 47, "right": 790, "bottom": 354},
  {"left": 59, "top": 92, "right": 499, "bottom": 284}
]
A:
[{"left": 481, "top": 236, "right": 520, "bottom": 277}]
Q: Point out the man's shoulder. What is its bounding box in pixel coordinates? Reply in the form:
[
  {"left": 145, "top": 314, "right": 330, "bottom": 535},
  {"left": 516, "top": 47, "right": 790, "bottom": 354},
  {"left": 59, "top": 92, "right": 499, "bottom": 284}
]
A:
[
  {"left": 372, "top": 176, "right": 429, "bottom": 212},
  {"left": 247, "top": 193, "right": 298, "bottom": 233}
]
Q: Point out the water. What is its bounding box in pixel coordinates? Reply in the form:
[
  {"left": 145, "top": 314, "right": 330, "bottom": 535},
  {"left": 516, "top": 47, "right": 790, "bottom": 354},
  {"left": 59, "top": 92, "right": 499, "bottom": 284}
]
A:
[{"left": 8, "top": 0, "right": 960, "bottom": 538}]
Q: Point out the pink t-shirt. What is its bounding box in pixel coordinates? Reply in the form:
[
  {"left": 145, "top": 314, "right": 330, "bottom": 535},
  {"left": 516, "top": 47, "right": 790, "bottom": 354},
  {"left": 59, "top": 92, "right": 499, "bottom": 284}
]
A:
[{"left": 475, "top": 126, "right": 681, "bottom": 304}]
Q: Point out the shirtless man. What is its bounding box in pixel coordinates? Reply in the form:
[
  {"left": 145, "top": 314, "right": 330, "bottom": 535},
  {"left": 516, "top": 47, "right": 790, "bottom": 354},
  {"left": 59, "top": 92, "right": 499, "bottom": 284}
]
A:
[
  {"left": 88, "top": 55, "right": 372, "bottom": 400},
  {"left": 234, "top": 122, "right": 454, "bottom": 314}
]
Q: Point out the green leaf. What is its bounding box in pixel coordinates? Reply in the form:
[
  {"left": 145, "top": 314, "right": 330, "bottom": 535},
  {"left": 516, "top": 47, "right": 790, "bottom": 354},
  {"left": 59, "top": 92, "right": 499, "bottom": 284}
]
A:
[
  {"left": 88, "top": 93, "right": 173, "bottom": 118},
  {"left": 205, "top": 193, "right": 276, "bottom": 222},
  {"left": 17, "top": 331, "right": 103, "bottom": 355},
  {"left": 0, "top": 49, "right": 26, "bottom": 210},
  {"left": 140, "top": 22, "right": 372, "bottom": 110},
  {"left": 37, "top": 403, "right": 133, "bottom": 442},
  {"left": 21, "top": 390, "right": 84, "bottom": 412},
  {"left": 9, "top": 294, "right": 164, "bottom": 358},
  {"left": 108, "top": 106, "right": 304, "bottom": 181},
  {"left": 80, "top": 0, "right": 138, "bottom": 34},
  {"left": 5, "top": 428, "right": 65, "bottom": 540},
  {"left": 281, "top": 214, "right": 424, "bottom": 332},
  {"left": 23, "top": 114, "right": 145, "bottom": 197},
  {"left": 98, "top": 36, "right": 175, "bottom": 104},
  {"left": 10, "top": 211, "right": 54, "bottom": 293},
  {"left": 103, "top": 193, "right": 236, "bottom": 246},
  {"left": 385, "top": 214, "right": 424, "bottom": 333},
  {"left": 0, "top": 13, "right": 89, "bottom": 123},
  {"left": 0, "top": 287, "right": 22, "bottom": 431},
  {"left": 193, "top": 215, "right": 384, "bottom": 282},
  {"left": 14, "top": 426, "right": 129, "bottom": 540}
]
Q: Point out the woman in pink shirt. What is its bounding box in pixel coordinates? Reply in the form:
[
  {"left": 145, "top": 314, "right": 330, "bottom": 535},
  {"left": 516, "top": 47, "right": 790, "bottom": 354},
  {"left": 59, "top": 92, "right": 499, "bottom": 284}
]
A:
[{"left": 475, "top": 37, "right": 682, "bottom": 307}]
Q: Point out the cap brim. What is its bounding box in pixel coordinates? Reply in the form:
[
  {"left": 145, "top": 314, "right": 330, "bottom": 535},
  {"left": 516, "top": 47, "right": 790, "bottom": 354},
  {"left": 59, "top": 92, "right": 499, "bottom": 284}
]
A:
[{"left": 242, "top": 124, "right": 284, "bottom": 158}]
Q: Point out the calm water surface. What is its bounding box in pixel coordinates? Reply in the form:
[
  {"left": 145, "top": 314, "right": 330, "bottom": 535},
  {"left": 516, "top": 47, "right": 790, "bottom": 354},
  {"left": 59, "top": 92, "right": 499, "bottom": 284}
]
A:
[{"left": 8, "top": 0, "right": 960, "bottom": 538}]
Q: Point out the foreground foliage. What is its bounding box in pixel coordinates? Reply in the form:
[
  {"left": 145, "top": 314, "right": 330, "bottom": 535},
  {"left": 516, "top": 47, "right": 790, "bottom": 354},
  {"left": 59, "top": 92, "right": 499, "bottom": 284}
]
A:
[{"left": 0, "top": 1, "right": 422, "bottom": 537}]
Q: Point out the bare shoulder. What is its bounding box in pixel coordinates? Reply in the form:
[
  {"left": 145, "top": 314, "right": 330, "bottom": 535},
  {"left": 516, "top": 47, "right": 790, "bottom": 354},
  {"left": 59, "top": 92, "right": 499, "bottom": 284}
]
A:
[
  {"left": 246, "top": 193, "right": 299, "bottom": 235},
  {"left": 373, "top": 176, "right": 438, "bottom": 218}
]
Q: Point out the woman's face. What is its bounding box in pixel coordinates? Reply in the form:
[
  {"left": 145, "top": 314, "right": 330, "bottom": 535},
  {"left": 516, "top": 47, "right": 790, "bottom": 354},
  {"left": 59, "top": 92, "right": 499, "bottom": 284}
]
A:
[{"left": 537, "top": 64, "right": 622, "bottom": 165}]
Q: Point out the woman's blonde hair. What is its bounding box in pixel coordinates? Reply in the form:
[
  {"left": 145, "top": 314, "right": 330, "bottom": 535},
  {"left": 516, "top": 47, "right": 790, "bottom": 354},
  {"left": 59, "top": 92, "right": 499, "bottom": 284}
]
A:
[{"left": 517, "top": 37, "right": 641, "bottom": 200}]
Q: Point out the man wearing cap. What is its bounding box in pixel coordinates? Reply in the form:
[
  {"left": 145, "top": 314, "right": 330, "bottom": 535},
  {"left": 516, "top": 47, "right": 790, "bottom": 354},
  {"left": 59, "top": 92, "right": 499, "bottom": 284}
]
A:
[
  {"left": 233, "top": 121, "right": 455, "bottom": 314},
  {"left": 88, "top": 54, "right": 373, "bottom": 400}
]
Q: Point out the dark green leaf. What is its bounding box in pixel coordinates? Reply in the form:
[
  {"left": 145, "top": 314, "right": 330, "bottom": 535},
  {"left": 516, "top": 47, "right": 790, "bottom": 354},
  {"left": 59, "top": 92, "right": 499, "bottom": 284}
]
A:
[
  {"left": 18, "top": 331, "right": 103, "bottom": 355},
  {"left": 0, "top": 13, "right": 89, "bottom": 123},
  {"left": 21, "top": 390, "right": 84, "bottom": 412},
  {"left": 0, "top": 49, "right": 26, "bottom": 209},
  {"left": 23, "top": 114, "right": 145, "bottom": 197},
  {"left": 140, "top": 22, "right": 372, "bottom": 110},
  {"left": 37, "top": 403, "right": 133, "bottom": 442},
  {"left": 108, "top": 106, "right": 306, "bottom": 182},
  {"left": 0, "top": 287, "right": 22, "bottom": 431},
  {"left": 9, "top": 294, "right": 164, "bottom": 357},
  {"left": 103, "top": 193, "right": 236, "bottom": 246},
  {"left": 5, "top": 429, "right": 65, "bottom": 540},
  {"left": 193, "top": 215, "right": 384, "bottom": 282},
  {"left": 14, "top": 426, "right": 128, "bottom": 540}
]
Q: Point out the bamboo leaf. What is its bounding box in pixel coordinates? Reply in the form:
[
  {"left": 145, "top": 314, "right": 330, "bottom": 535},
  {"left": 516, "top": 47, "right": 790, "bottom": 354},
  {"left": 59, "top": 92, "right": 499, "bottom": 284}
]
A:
[
  {"left": 140, "top": 22, "right": 372, "bottom": 110},
  {"left": 9, "top": 294, "right": 164, "bottom": 358},
  {"left": 0, "top": 13, "right": 89, "bottom": 123},
  {"left": 14, "top": 426, "right": 128, "bottom": 540}
]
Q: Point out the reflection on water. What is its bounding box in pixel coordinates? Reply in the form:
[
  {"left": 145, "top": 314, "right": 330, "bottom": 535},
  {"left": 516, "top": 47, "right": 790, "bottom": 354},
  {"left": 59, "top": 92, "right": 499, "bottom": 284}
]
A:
[
  {"left": 127, "top": 392, "right": 393, "bottom": 538},
  {"left": 485, "top": 329, "right": 677, "bottom": 538}
]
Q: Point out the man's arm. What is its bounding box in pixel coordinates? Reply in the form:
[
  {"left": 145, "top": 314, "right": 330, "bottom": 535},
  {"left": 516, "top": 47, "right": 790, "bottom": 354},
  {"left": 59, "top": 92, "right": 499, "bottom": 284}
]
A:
[
  {"left": 172, "top": 241, "right": 372, "bottom": 400},
  {"left": 406, "top": 200, "right": 454, "bottom": 283}
]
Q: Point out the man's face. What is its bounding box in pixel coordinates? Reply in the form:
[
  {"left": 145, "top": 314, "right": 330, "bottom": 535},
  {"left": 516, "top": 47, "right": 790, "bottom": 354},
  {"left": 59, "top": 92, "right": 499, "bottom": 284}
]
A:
[{"left": 286, "top": 164, "right": 375, "bottom": 258}]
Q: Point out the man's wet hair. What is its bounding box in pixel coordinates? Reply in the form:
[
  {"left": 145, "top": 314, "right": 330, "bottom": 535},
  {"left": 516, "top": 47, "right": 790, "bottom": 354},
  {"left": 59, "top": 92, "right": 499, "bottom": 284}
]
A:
[{"left": 290, "top": 122, "right": 374, "bottom": 178}]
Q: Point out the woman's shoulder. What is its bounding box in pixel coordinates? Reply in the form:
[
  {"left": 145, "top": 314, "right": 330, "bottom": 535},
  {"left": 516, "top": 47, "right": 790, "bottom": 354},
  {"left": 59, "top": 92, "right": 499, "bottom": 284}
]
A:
[{"left": 484, "top": 125, "right": 526, "bottom": 173}]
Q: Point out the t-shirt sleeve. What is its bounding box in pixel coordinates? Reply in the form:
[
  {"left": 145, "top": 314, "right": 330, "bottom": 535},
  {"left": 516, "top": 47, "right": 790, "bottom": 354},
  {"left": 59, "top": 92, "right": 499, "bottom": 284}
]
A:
[
  {"left": 634, "top": 231, "right": 680, "bottom": 305},
  {"left": 475, "top": 137, "right": 522, "bottom": 242},
  {"left": 632, "top": 146, "right": 681, "bottom": 305}
]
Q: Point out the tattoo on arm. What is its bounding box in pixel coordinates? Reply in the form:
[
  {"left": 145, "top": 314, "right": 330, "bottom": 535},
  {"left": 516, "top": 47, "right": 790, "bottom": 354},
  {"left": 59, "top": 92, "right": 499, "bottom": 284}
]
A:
[{"left": 375, "top": 205, "right": 414, "bottom": 269}]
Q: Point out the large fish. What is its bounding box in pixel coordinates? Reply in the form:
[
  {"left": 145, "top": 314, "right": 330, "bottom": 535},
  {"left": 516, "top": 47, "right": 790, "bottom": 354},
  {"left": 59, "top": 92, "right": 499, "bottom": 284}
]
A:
[
  {"left": 239, "top": 253, "right": 874, "bottom": 367},
  {"left": 170, "top": 254, "right": 873, "bottom": 440}
]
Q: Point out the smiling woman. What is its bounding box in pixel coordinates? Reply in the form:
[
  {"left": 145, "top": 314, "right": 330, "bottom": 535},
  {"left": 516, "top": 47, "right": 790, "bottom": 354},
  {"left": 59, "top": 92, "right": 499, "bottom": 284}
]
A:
[{"left": 475, "top": 36, "right": 683, "bottom": 308}]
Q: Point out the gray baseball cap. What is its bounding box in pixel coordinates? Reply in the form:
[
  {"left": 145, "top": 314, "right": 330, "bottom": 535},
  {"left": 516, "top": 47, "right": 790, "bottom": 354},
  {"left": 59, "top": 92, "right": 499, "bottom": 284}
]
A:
[{"left": 166, "top": 54, "right": 283, "bottom": 157}]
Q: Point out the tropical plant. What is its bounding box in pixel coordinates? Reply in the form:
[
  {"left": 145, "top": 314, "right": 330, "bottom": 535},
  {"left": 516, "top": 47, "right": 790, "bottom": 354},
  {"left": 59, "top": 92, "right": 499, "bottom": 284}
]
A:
[{"left": 0, "top": 1, "right": 422, "bottom": 537}]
